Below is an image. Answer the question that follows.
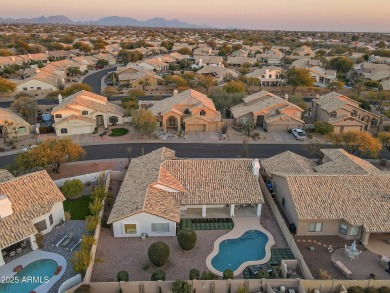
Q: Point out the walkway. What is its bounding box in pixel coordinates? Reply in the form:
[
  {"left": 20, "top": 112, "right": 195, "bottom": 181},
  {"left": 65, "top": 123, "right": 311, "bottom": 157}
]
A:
[{"left": 365, "top": 234, "right": 390, "bottom": 257}]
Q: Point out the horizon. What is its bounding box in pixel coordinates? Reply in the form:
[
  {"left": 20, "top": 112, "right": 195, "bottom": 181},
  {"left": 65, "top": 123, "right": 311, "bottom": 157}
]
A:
[{"left": 1, "top": 0, "right": 390, "bottom": 33}]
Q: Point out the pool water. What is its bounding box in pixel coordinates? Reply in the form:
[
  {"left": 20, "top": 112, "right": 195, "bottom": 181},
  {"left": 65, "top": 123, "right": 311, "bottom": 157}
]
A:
[
  {"left": 211, "top": 230, "right": 269, "bottom": 272},
  {"left": 0, "top": 259, "right": 58, "bottom": 293}
]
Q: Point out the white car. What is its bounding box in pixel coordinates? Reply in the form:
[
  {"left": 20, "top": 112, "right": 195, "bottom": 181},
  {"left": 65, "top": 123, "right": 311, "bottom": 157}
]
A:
[{"left": 292, "top": 128, "right": 306, "bottom": 140}]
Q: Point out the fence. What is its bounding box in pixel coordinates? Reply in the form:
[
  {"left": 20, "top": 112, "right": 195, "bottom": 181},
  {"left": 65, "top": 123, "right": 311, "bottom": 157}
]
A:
[
  {"left": 54, "top": 171, "right": 109, "bottom": 187},
  {"left": 258, "top": 178, "right": 314, "bottom": 279},
  {"left": 58, "top": 274, "right": 82, "bottom": 293}
]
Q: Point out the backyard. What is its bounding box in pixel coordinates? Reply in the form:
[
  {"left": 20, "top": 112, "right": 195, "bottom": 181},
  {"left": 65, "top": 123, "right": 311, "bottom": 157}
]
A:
[{"left": 63, "top": 195, "right": 92, "bottom": 220}]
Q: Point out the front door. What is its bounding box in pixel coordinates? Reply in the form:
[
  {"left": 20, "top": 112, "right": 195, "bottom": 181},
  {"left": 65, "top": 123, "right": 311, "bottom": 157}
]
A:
[{"left": 96, "top": 115, "right": 104, "bottom": 126}]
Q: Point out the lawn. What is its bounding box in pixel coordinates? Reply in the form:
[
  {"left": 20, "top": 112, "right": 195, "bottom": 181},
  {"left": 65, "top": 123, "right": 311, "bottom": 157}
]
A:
[
  {"left": 63, "top": 195, "right": 91, "bottom": 220},
  {"left": 109, "top": 128, "right": 129, "bottom": 137}
]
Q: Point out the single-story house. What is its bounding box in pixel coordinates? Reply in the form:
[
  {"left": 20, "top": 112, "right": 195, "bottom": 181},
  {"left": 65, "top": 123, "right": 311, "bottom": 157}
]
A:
[
  {"left": 107, "top": 147, "right": 263, "bottom": 237},
  {"left": 0, "top": 108, "right": 31, "bottom": 138}
]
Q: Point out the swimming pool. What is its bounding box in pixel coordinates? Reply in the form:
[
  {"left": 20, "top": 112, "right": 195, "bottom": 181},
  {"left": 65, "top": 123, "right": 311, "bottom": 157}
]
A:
[
  {"left": 0, "top": 259, "right": 58, "bottom": 293},
  {"left": 210, "top": 230, "right": 271, "bottom": 273}
]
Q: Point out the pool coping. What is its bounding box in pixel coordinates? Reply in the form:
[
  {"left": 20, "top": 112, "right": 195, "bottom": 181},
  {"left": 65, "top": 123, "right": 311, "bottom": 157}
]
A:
[
  {"left": 205, "top": 217, "right": 275, "bottom": 277},
  {"left": 0, "top": 249, "right": 67, "bottom": 293}
]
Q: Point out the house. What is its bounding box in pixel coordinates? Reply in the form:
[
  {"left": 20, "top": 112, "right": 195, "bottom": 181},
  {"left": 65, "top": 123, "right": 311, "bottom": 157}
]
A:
[
  {"left": 48, "top": 50, "right": 72, "bottom": 60},
  {"left": 382, "top": 80, "right": 390, "bottom": 91},
  {"left": 260, "top": 149, "right": 390, "bottom": 246},
  {"left": 229, "top": 49, "right": 248, "bottom": 57},
  {"left": 230, "top": 91, "right": 304, "bottom": 132},
  {"left": 291, "top": 58, "right": 323, "bottom": 69},
  {"left": 138, "top": 58, "right": 169, "bottom": 71},
  {"left": 355, "top": 62, "right": 390, "bottom": 82},
  {"left": 245, "top": 66, "right": 284, "bottom": 87},
  {"left": 0, "top": 56, "right": 24, "bottom": 69},
  {"left": 107, "top": 147, "right": 263, "bottom": 237},
  {"left": 0, "top": 108, "right": 31, "bottom": 138},
  {"left": 196, "top": 65, "right": 240, "bottom": 85},
  {"left": 242, "top": 45, "right": 264, "bottom": 56},
  {"left": 308, "top": 66, "right": 337, "bottom": 87},
  {"left": 226, "top": 57, "right": 257, "bottom": 68},
  {"left": 192, "top": 44, "right": 213, "bottom": 56},
  {"left": 193, "top": 56, "right": 223, "bottom": 67},
  {"left": 256, "top": 48, "right": 285, "bottom": 65},
  {"left": 15, "top": 69, "right": 63, "bottom": 92},
  {"left": 52, "top": 90, "right": 124, "bottom": 136},
  {"left": 117, "top": 64, "right": 163, "bottom": 88},
  {"left": 312, "top": 92, "right": 380, "bottom": 132},
  {"left": 292, "top": 46, "right": 315, "bottom": 57},
  {"left": 0, "top": 170, "right": 65, "bottom": 266},
  {"left": 149, "top": 89, "right": 223, "bottom": 132}
]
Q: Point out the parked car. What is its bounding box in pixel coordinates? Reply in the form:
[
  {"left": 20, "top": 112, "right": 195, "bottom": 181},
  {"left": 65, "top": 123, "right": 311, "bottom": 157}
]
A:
[{"left": 292, "top": 128, "right": 306, "bottom": 140}]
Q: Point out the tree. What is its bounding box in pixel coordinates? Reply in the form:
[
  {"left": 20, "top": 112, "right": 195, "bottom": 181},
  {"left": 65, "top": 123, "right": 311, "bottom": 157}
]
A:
[
  {"left": 148, "top": 241, "right": 170, "bottom": 267},
  {"left": 117, "top": 49, "right": 131, "bottom": 64},
  {"left": 328, "top": 131, "right": 382, "bottom": 158},
  {"left": 314, "top": 121, "right": 334, "bottom": 135},
  {"left": 67, "top": 67, "right": 82, "bottom": 76},
  {"left": 189, "top": 269, "right": 200, "bottom": 280},
  {"left": 196, "top": 75, "right": 217, "bottom": 93},
  {"left": 62, "top": 83, "right": 93, "bottom": 97},
  {"left": 209, "top": 89, "right": 244, "bottom": 117},
  {"left": 177, "top": 229, "right": 197, "bottom": 251},
  {"left": 0, "top": 120, "right": 17, "bottom": 143},
  {"left": 367, "top": 91, "right": 390, "bottom": 115},
  {"left": 0, "top": 78, "right": 16, "bottom": 93},
  {"left": 178, "top": 47, "right": 192, "bottom": 55},
  {"left": 285, "top": 68, "right": 313, "bottom": 94},
  {"left": 171, "top": 280, "right": 192, "bottom": 293},
  {"left": 96, "top": 59, "right": 109, "bottom": 67},
  {"left": 160, "top": 41, "right": 174, "bottom": 51},
  {"left": 163, "top": 75, "right": 188, "bottom": 87},
  {"left": 16, "top": 138, "right": 86, "bottom": 173},
  {"left": 122, "top": 96, "right": 138, "bottom": 111},
  {"left": 306, "top": 141, "right": 326, "bottom": 165},
  {"left": 102, "top": 86, "right": 120, "bottom": 99},
  {"left": 151, "top": 269, "right": 166, "bottom": 281},
  {"left": 223, "top": 269, "right": 234, "bottom": 279},
  {"left": 288, "top": 95, "right": 308, "bottom": 112},
  {"left": 378, "top": 132, "right": 390, "bottom": 148},
  {"left": 131, "top": 109, "right": 157, "bottom": 135},
  {"left": 128, "top": 89, "right": 145, "bottom": 99},
  {"left": 138, "top": 78, "right": 151, "bottom": 91},
  {"left": 327, "top": 81, "right": 345, "bottom": 91},
  {"left": 329, "top": 57, "right": 354, "bottom": 74},
  {"left": 223, "top": 80, "right": 246, "bottom": 93},
  {"left": 10, "top": 94, "right": 38, "bottom": 124},
  {"left": 62, "top": 179, "right": 84, "bottom": 199},
  {"left": 364, "top": 80, "right": 382, "bottom": 90},
  {"left": 92, "top": 38, "right": 107, "bottom": 51}
]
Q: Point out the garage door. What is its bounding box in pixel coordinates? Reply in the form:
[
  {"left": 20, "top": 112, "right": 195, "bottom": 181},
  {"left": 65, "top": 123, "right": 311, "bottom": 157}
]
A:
[
  {"left": 267, "top": 124, "right": 289, "bottom": 132},
  {"left": 333, "top": 126, "right": 341, "bottom": 133},
  {"left": 343, "top": 126, "right": 362, "bottom": 132},
  {"left": 208, "top": 123, "right": 218, "bottom": 131},
  {"left": 187, "top": 124, "right": 206, "bottom": 132},
  {"left": 72, "top": 126, "right": 93, "bottom": 135}
]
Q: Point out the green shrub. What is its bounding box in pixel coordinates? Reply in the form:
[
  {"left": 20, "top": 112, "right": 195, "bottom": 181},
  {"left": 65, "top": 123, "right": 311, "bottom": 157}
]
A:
[
  {"left": 75, "top": 284, "right": 92, "bottom": 293},
  {"left": 348, "top": 286, "right": 365, "bottom": 293},
  {"left": 62, "top": 179, "right": 84, "bottom": 199},
  {"left": 378, "top": 287, "right": 390, "bottom": 293},
  {"left": 288, "top": 129, "right": 292, "bottom": 133},
  {"left": 200, "top": 271, "right": 219, "bottom": 280},
  {"left": 223, "top": 269, "right": 234, "bottom": 279},
  {"left": 171, "top": 280, "right": 193, "bottom": 293},
  {"left": 148, "top": 241, "right": 170, "bottom": 267},
  {"left": 189, "top": 268, "right": 200, "bottom": 280},
  {"left": 366, "top": 287, "right": 378, "bottom": 293},
  {"left": 314, "top": 121, "right": 334, "bottom": 135},
  {"left": 151, "top": 268, "right": 166, "bottom": 281},
  {"left": 177, "top": 229, "right": 197, "bottom": 251},
  {"left": 257, "top": 269, "right": 269, "bottom": 279},
  {"left": 117, "top": 270, "right": 129, "bottom": 281}
]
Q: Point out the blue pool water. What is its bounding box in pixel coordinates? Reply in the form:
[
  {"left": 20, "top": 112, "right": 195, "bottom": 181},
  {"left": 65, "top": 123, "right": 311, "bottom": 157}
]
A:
[
  {"left": 211, "top": 230, "right": 269, "bottom": 272},
  {"left": 0, "top": 259, "right": 58, "bottom": 293}
]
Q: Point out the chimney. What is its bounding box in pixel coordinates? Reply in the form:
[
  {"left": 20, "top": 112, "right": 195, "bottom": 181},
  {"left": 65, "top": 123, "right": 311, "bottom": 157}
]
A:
[
  {"left": 199, "top": 58, "right": 203, "bottom": 66},
  {"left": 173, "top": 89, "right": 179, "bottom": 96},
  {"left": 0, "top": 195, "right": 13, "bottom": 218},
  {"left": 58, "top": 94, "right": 63, "bottom": 104},
  {"left": 284, "top": 93, "right": 289, "bottom": 101},
  {"left": 315, "top": 94, "right": 320, "bottom": 99},
  {"left": 252, "top": 159, "right": 260, "bottom": 177},
  {"left": 158, "top": 57, "right": 162, "bottom": 62},
  {"left": 11, "top": 56, "right": 15, "bottom": 61}
]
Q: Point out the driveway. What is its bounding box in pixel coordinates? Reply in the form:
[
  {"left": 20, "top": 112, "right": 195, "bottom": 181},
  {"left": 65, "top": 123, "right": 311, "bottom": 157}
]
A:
[
  {"left": 185, "top": 131, "right": 221, "bottom": 143},
  {"left": 269, "top": 132, "right": 306, "bottom": 143}
]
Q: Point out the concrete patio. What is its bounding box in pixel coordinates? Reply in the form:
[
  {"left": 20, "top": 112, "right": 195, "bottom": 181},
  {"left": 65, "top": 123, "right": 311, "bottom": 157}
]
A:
[{"left": 366, "top": 233, "right": 390, "bottom": 257}]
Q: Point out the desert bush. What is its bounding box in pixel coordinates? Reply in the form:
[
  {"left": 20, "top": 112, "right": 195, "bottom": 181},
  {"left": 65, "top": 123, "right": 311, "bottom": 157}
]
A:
[
  {"left": 177, "top": 228, "right": 197, "bottom": 251},
  {"left": 200, "top": 271, "right": 219, "bottom": 280},
  {"left": 75, "top": 284, "right": 92, "bottom": 293},
  {"left": 171, "top": 280, "right": 192, "bottom": 293},
  {"left": 223, "top": 269, "right": 234, "bottom": 279},
  {"left": 319, "top": 268, "right": 332, "bottom": 280},
  {"left": 148, "top": 241, "right": 170, "bottom": 267},
  {"left": 117, "top": 271, "right": 129, "bottom": 282},
  {"left": 348, "top": 287, "right": 365, "bottom": 293},
  {"left": 314, "top": 121, "right": 334, "bottom": 135},
  {"left": 189, "top": 268, "right": 200, "bottom": 280},
  {"left": 151, "top": 268, "right": 166, "bottom": 281},
  {"left": 62, "top": 179, "right": 84, "bottom": 199}
]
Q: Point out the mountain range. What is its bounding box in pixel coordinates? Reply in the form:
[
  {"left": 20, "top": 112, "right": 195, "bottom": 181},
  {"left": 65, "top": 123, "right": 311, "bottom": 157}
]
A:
[{"left": 0, "top": 15, "right": 212, "bottom": 29}]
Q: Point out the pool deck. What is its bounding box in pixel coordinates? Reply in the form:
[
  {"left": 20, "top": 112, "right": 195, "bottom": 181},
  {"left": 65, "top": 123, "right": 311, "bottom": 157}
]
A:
[
  {"left": 205, "top": 216, "right": 275, "bottom": 277},
  {"left": 0, "top": 249, "right": 67, "bottom": 293}
]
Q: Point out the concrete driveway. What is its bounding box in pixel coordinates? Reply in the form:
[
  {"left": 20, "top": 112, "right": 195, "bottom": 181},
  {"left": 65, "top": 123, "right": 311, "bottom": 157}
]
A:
[
  {"left": 185, "top": 131, "right": 220, "bottom": 143},
  {"left": 269, "top": 131, "right": 307, "bottom": 143}
]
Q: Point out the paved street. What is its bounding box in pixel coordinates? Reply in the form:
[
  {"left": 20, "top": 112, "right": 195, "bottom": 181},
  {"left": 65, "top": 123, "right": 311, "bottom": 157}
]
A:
[
  {"left": 1, "top": 142, "right": 389, "bottom": 168},
  {"left": 82, "top": 67, "right": 117, "bottom": 94}
]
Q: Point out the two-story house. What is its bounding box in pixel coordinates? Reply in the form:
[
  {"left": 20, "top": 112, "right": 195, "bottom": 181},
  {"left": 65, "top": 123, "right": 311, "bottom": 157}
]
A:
[
  {"left": 309, "top": 66, "right": 337, "bottom": 87},
  {"left": 230, "top": 91, "right": 304, "bottom": 132},
  {"left": 312, "top": 92, "right": 381, "bottom": 133},
  {"left": 149, "top": 89, "right": 223, "bottom": 132},
  {"left": 245, "top": 66, "right": 284, "bottom": 87},
  {"left": 52, "top": 90, "right": 124, "bottom": 136}
]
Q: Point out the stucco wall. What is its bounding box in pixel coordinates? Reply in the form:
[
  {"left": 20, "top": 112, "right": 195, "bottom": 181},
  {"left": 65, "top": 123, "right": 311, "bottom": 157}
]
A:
[
  {"left": 16, "top": 79, "right": 57, "bottom": 91},
  {"left": 32, "top": 201, "right": 65, "bottom": 235}
]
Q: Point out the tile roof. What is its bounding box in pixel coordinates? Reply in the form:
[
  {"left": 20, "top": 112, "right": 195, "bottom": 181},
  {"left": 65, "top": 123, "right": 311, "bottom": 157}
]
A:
[
  {"left": 197, "top": 66, "right": 240, "bottom": 78},
  {"left": 285, "top": 174, "right": 390, "bottom": 232},
  {"left": 314, "top": 91, "right": 350, "bottom": 112},
  {"left": 245, "top": 66, "right": 283, "bottom": 78},
  {"left": 0, "top": 170, "right": 65, "bottom": 249},
  {"left": 226, "top": 57, "right": 257, "bottom": 65},
  {"left": 261, "top": 151, "right": 316, "bottom": 175},
  {"left": 108, "top": 148, "right": 263, "bottom": 224},
  {"left": 0, "top": 108, "right": 30, "bottom": 126}
]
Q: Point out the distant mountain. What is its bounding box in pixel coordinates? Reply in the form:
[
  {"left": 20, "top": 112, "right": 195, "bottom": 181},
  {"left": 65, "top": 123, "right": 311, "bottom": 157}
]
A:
[{"left": 0, "top": 15, "right": 211, "bottom": 29}]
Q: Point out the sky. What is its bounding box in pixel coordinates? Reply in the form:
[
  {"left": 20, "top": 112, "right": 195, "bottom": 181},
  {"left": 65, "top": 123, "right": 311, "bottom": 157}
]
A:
[{"left": 1, "top": 0, "right": 390, "bottom": 32}]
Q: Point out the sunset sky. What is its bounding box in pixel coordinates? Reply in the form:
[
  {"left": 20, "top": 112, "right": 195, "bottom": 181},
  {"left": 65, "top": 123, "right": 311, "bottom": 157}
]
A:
[{"left": 2, "top": 0, "right": 390, "bottom": 32}]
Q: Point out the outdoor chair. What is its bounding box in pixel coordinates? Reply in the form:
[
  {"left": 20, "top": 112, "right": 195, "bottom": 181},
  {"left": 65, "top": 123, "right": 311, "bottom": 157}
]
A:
[
  {"left": 16, "top": 248, "right": 22, "bottom": 254},
  {"left": 20, "top": 241, "right": 27, "bottom": 247},
  {"left": 9, "top": 251, "right": 15, "bottom": 257},
  {"left": 54, "top": 234, "right": 68, "bottom": 247},
  {"left": 61, "top": 233, "right": 74, "bottom": 247},
  {"left": 2, "top": 251, "right": 7, "bottom": 257}
]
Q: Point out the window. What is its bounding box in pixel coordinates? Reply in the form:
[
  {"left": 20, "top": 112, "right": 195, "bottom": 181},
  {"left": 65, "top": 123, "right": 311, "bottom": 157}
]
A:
[
  {"left": 351, "top": 110, "right": 358, "bottom": 117},
  {"left": 339, "top": 223, "right": 348, "bottom": 235},
  {"left": 37, "top": 87, "right": 41, "bottom": 90},
  {"left": 55, "top": 114, "right": 62, "bottom": 118},
  {"left": 124, "top": 223, "right": 137, "bottom": 234},
  {"left": 167, "top": 116, "right": 177, "bottom": 127},
  {"left": 281, "top": 197, "right": 286, "bottom": 208},
  {"left": 269, "top": 74, "right": 272, "bottom": 78},
  {"left": 34, "top": 219, "right": 47, "bottom": 232},
  {"left": 308, "top": 222, "right": 322, "bottom": 232},
  {"left": 109, "top": 116, "right": 118, "bottom": 124},
  {"left": 23, "top": 87, "right": 27, "bottom": 91},
  {"left": 200, "top": 110, "right": 206, "bottom": 116},
  {"left": 151, "top": 223, "right": 170, "bottom": 233},
  {"left": 82, "top": 110, "right": 88, "bottom": 115},
  {"left": 60, "top": 128, "right": 68, "bottom": 134},
  {"left": 18, "top": 127, "right": 27, "bottom": 134},
  {"left": 349, "top": 226, "right": 360, "bottom": 236},
  {"left": 330, "top": 112, "right": 337, "bottom": 118},
  {"left": 49, "top": 214, "right": 53, "bottom": 226},
  {"left": 184, "top": 109, "right": 190, "bottom": 114}
]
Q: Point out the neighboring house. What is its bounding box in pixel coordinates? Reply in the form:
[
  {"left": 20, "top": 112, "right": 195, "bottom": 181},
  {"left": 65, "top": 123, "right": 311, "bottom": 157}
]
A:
[
  {"left": 196, "top": 65, "right": 240, "bottom": 85},
  {"left": 48, "top": 50, "right": 72, "bottom": 60},
  {"left": 230, "top": 91, "right": 304, "bottom": 132},
  {"left": 256, "top": 48, "right": 285, "bottom": 65},
  {"left": 242, "top": 45, "right": 264, "bottom": 56},
  {"left": 107, "top": 147, "right": 263, "bottom": 237},
  {"left": 0, "top": 108, "right": 30, "bottom": 138},
  {"left": 193, "top": 45, "right": 213, "bottom": 56},
  {"left": 169, "top": 52, "right": 190, "bottom": 62},
  {"left": 193, "top": 56, "right": 223, "bottom": 67},
  {"left": 229, "top": 49, "right": 248, "bottom": 57},
  {"left": 15, "top": 69, "right": 63, "bottom": 92},
  {"left": 382, "top": 80, "right": 390, "bottom": 91},
  {"left": 245, "top": 66, "right": 284, "bottom": 86},
  {"left": 226, "top": 57, "right": 257, "bottom": 68},
  {"left": 149, "top": 89, "right": 223, "bottom": 132},
  {"left": 291, "top": 58, "right": 323, "bottom": 69},
  {"left": 117, "top": 64, "right": 163, "bottom": 88},
  {"left": 292, "top": 45, "right": 315, "bottom": 57},
  {"left": 260, "top": 149, "right": 390, "bottom": 246},
  {"left": 138, "top": 58, "right": 169, "bottom": 71},
  {"left": 355, "top": 62, "right": 390, "bottom": 82},
  {"left": 0, "top": 170, "right": 65, "bottom": 266},
  {"left": 308, "top": 66, "right": 337, "bottom": 87},
  {"left": 93, "top": 53, "right": 116, "bottom": 65},
  {"left": 312, "top": 92, "right": 380, "bottom": 132},
  {"left": 52, "top": 90, "right": 124, "bottom": 136},
  {"left": 0, "top": 56, "right": 24, "bottom": 69}
]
